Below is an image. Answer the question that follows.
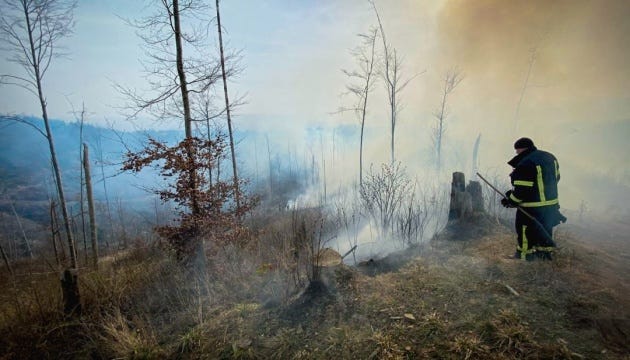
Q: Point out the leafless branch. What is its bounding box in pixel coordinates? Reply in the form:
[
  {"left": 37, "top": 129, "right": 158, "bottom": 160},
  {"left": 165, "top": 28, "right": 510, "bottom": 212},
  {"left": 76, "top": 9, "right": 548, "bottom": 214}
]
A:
[{"left": 0, "top": 114, "right": 47, "bottom": 138}]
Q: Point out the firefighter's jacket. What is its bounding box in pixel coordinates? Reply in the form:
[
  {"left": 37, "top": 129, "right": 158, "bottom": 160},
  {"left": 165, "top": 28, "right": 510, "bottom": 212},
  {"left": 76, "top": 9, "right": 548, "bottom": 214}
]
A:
[{"left": 507, "top": 147, "right": 560, "bottom": 207}]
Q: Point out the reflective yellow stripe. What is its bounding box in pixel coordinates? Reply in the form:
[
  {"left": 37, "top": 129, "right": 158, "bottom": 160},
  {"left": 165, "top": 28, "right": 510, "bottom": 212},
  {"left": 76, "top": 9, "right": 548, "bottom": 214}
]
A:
[
  {"left": 514, "top": 180, "right": 534, "bottom": 187},
  {"left": 521, "top": 225, "right": 528, "bottom": 260},
  {"left": 536, "top": 165, "right": 546, "bottom": 202},
  {"left": 520, "top": 198, "right": 559, "bottom": 207},
  {"left": 554, "top": 160, "right": 559, "bottom": 180},
  {"left": 509, "top": 193, "right": 523, "bottom": 203}
]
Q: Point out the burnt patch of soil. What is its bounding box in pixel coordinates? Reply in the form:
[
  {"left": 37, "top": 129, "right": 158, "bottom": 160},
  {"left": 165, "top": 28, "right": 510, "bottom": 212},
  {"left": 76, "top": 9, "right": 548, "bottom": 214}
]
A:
[
  {"left": 356, "top": 244, "right": 423, "bottom": 277},
  {"left": 280, "top": 280, "right": 333, "bottom": 323}
]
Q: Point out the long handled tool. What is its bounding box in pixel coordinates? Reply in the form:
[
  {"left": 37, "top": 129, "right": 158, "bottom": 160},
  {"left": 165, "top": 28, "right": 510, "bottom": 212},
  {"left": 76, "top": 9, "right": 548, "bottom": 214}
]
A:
[{"left": 476, "top": 172, "right": 555, "bottom": 244}]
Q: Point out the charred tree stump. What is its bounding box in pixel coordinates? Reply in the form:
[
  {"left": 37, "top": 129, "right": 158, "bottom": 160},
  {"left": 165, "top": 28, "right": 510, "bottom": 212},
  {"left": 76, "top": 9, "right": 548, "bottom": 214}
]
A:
[
  {"left": 448, "top": 172, "right": 471, "bottom": 221},
  {"left": 61, "top": 268, "right": 81, "bottom": 316},
  {"left": 449, "top": 172, "right": 483, "bottom": 222},
  {"left": 467, "top": 180, "right": 484, "bottom": 212}
]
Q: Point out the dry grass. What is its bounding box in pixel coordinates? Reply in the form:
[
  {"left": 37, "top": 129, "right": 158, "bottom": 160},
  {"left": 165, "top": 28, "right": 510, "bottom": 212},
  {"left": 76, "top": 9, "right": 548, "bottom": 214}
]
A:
[{"left": 0, "top": 212, "right": 628, "bottom": 359}]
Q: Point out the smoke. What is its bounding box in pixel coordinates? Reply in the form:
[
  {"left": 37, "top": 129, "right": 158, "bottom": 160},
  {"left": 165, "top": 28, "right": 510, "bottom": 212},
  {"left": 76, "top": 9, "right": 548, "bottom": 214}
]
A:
[
  {"left": 421, "top": 0, "right": 630, "bottom": 212},
  {"left": 436, "top": 0, "right": 630, "bottom": 101}
]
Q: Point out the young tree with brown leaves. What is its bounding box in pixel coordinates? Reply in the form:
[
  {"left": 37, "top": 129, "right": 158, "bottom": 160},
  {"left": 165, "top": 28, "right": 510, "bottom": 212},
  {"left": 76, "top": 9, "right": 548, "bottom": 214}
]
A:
[
  {"left": 123, "top": 136, "right": 253, "bottom": 263},
  {"left": 119, "top": 0, "right": 241, "bottom": 269}
]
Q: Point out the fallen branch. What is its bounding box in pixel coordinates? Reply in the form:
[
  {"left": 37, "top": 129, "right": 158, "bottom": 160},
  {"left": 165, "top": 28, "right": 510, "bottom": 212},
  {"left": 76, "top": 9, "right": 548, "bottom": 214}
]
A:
[
  {"left": 503, "top": 283, "right": 520, "bottom": 296},
  {"left": 341, "top": 245, "right": 358, "bottom": 260}
]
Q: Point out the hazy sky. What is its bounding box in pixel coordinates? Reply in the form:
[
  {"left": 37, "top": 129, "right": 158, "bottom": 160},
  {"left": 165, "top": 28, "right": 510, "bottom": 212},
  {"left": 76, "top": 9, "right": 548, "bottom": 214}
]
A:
[{"left": 1, "top": 0, "right": 629, "bottom": 212}]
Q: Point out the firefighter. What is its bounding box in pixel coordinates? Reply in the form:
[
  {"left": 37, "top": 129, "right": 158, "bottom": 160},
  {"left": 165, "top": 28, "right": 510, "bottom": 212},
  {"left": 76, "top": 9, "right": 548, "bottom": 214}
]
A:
[{"left": 502, "top": 137, "right": 566, "bottom": 260}]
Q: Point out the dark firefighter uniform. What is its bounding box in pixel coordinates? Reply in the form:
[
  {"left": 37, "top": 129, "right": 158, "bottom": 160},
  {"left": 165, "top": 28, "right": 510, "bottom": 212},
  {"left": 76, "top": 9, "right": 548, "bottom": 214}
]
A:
[{"left": 504, "top": 138, "right": 566, "bottom": 260}]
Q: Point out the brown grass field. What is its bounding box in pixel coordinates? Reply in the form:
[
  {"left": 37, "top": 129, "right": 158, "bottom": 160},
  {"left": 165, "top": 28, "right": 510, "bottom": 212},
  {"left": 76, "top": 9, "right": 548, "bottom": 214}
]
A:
[{"left": 0, "top": 212, "right": 628, "bottom": 359}]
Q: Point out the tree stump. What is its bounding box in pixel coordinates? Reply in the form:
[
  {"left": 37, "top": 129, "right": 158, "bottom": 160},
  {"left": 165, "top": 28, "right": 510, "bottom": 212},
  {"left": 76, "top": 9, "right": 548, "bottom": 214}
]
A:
[
  {"left": 448, "top": 172, "right": 483, "bottom": 222},
  {"left": 61, "top": 268, "right": 81, "bottom": 316},
  {"left": 466, "top": 181, "right": 484, "bottom": 212}
]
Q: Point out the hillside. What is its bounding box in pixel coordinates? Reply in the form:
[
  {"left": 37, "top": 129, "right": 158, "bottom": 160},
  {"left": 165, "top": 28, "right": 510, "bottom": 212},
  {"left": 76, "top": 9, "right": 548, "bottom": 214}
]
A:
[
  {"left": 0, "top": 213, "right": 627, "bottom": 359},
  {"left": 187, "top": 216, "right": 628, "bottom": 359}
]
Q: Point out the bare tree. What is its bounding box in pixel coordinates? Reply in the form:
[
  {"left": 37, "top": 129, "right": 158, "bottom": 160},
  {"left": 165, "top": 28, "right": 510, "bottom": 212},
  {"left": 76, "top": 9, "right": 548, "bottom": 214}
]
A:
[
  {"left": 472, "top": 133, "right": 481, "bottom": 179},
  {"left": 370, "top": 0, "right": 417, "bottom": 165},
  {"left": 215, "top": 0, "right": 240, "bottom": 210},
  {"left": 117, "top": 1, "right": 223, "bottom": 130},
  {"left": 120, "top": 0, "right": 245, "bottom": 271},
  {"left": 0, "top": 0, "right": 79, "bottom": 270},
  {"left": 193, "top": 89, "right": 224, "bottom": 186},
  {"left": 513, "top": 47, "right": 537, "bottom": 135},
  {"left": 94, "top": 134, "right": 113, "bottom": 249},
  {"left": 339, "top": 27, "right": 378, "bottom": 187},
  {"left": 83, "top": 143, "right": 98, "bottom": 269},
  {"left": 360, "top": 162, "right": 411, "bottom": 236},
  {"left": 432, "top": 68, "right": 464, "bottom": 172}
]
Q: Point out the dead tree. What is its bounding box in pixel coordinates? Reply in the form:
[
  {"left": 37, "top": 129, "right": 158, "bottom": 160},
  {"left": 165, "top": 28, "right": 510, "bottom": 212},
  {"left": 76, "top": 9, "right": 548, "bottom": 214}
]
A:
[
  {"left": 0, "top": 0, "right": 79, "bottom": 271},
  {"left": 339, "top": 27, "right": 378, "bottom": 187},
  {"left": 215, "top": 0, "right": 240, "bottom": 210},
  {"left": 432, "top": 68, "right": 464, "bottom": 172},
  {"left": 94, "top": 135, "right": 113, "bottom": 249},
  {"left": 49, "top": 200, "right": 62, "bottom": 266},
  {"left": 472, "top": 133, "right": 481, "bottom": 178},
  {"left": 370, "top": 0, "right": 416, "bottom": 165},
  {"left": 73, "top": 103, "right": 88, "bottom": 265},
  {"left": 513, "top": 47, "right": 537, "bottom": 135},
  {"left": 83, "top": 143, "right": 98, "bottom": 269}
]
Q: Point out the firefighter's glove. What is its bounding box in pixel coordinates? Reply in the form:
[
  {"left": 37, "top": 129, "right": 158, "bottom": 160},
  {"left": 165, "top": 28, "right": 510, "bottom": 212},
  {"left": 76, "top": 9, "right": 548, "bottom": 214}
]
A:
[{"left": 501, "top": 191, "right": 516, "bottom": 208}]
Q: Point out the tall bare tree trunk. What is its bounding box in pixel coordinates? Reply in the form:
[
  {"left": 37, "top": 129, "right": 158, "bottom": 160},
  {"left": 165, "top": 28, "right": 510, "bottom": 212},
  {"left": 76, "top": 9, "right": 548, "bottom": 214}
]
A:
[
  {"left": 513, "top": 48, "right": 537, "bottom": 136},
  {"left": 28, "top": 44, "right": 77, "bottom": 269},
  {"left": 215, "top": 0, "right": 240, "bottom": 210},
  {"left": 433, "top": 68, "right": 463, "bottom": 172},
  {"left": 83, "top": 144, "right": 98, "bottom": 269},
  {"left": 173, "top": 0, "right": 204, "bottom": 274},
  {"left": 1, "top": 0, "right": 81, "bottom": 315},
  {"left": 50, "top": 201, "right": 61, "bottom": 267},
  {"left": 436, "top": 77, "right": 448, "bottom": 171},
  {"left": 95, "top": 136, "right": 112, "bottom": 250},
  {"left": 78, "top": 107, "right": 87, "bottom": 266},
  {"left": 472, "top": 134, "right": 481, "bottom": 178}
]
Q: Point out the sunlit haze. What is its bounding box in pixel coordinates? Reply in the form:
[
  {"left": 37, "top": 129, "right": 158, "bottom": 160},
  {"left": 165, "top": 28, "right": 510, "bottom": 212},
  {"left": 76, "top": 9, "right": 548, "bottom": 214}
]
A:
[{"left": 1, "top": 0, "right": 629, "bottom": 213}]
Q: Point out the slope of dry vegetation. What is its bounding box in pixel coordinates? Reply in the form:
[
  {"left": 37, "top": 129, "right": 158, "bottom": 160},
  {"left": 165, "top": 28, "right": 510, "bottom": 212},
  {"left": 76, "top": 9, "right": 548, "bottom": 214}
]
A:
[{"left": 0, "top": 211, "right": 628, "bottom": 359}]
